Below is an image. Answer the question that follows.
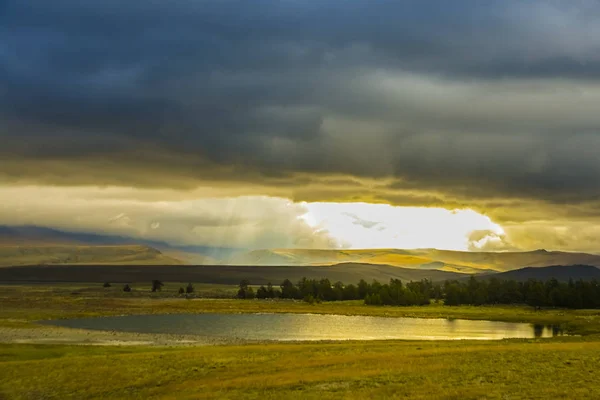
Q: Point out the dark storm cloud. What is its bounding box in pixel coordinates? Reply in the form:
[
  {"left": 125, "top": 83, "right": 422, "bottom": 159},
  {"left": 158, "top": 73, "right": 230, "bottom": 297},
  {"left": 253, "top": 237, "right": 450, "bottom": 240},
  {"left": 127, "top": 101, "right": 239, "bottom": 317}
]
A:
[{"left": 3, "top": 0, "right": 600, "bottom": 212}]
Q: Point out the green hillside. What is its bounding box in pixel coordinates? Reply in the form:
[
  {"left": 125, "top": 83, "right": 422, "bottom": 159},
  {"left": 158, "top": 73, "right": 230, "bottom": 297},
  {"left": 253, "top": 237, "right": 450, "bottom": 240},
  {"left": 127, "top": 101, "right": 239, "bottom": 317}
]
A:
[
  {"left": 227, "top": 248, "right": 600, "bottom": 273},
  {"left": 0, "top": 245, "right": 183, "bottom": 267},
  {"left": 0, "top": 263, "right": 465, "bottom": 284}
]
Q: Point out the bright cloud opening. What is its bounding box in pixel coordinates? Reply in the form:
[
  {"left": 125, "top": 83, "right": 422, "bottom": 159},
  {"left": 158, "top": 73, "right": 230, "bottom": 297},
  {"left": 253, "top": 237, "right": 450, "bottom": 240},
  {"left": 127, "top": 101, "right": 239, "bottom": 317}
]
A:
[{"left": 302, "top": 202, "right": 505, "bottom": 251}]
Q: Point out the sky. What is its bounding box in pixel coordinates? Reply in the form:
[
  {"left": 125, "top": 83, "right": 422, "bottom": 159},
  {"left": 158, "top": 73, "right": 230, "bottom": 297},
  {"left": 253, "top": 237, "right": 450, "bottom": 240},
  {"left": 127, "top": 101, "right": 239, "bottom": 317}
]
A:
[{"left": 2, "top": 1, "right": 600, "bottom": 252}]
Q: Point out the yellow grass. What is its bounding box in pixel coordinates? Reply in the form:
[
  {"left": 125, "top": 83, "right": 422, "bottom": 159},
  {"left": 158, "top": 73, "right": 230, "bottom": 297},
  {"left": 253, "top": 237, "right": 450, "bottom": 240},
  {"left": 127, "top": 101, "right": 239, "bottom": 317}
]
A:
[
  {"left": 0, "top": 245, "right": 182, "bottom": 266},
  {"left": 2, "top": 283, "right": 600, "bottom": 399},
  {"left": 231, "top": 248, "right": 600, "bottom": 273},
  {"left": 2, "top": 283, "right": 600, "bottom": 335},
  {"left": 1, "top": 340, "right": 600, "bottom": 399}
]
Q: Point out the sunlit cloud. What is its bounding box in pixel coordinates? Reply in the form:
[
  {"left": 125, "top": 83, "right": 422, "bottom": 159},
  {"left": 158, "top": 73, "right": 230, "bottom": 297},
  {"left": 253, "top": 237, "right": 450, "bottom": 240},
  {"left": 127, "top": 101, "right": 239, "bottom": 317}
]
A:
[
  {"left": 302, "top": 203, "right": 504, "bottom": 251},
  {"left": 0, "top": 186, "right": 338, "bottom": 249}
]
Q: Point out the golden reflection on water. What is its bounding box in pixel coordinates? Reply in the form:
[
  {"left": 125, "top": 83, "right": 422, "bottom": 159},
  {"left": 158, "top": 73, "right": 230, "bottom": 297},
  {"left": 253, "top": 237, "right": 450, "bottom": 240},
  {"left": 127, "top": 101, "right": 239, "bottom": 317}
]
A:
[{"left": 47, "top": 313, "right": 563, "bottom": 341}]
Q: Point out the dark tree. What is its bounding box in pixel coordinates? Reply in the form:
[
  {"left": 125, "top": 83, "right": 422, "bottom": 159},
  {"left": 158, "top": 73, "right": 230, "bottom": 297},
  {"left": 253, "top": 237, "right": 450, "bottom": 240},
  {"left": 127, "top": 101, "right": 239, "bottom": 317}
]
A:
[
  {"left": 237, "top": 274, "right": 600, "bottom": 310},
  {"left": 151, "top": 280, "right": 164, "bottom": 292},
  {"left": 444, "top": 283, "right": 462, "bottom": 306},
  {"left": 103, "top": 282, "right": 111, "bottom": 288},
  {"left": 256, "top": 282, "right": 279, "bottom": 299},
  {"left": 178, "top": 287, "right": 185, "bottom": 295},
  {"left": 266, "top": 282, "right": 278, "bottom": 298},
  {"left": 358, "top": 279, "right": 369, "bottom": 298},
  {"left": 123, "top": 284, "right": 132, "bottom": 292},
  {"left": 237, "top": 279, "right": 255, "bottom": 299},
  {"left": 256, "top": 285, "right": 269, "bottom": 299},
  {"left": 364, "top": 293, "right": 382, "bottom": 305},
  {"left": 343, "top": 284, "right": 359, "bottom": 300},
  {"left": 333, "top": 281, "right": 345, "bottom": 301},
  {"left": 280, "top": 279, "right": 302, "bottom": 299},
  {"left": 186, "top": 282, "right": 195, "bottom": 294}
]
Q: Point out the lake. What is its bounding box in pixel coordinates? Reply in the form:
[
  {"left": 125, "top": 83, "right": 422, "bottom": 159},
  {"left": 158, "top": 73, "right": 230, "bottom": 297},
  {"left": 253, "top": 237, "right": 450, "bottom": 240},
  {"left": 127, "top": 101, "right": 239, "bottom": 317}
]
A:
[{"left": 44, "top": 313, "right": 563, "bottom": 341}]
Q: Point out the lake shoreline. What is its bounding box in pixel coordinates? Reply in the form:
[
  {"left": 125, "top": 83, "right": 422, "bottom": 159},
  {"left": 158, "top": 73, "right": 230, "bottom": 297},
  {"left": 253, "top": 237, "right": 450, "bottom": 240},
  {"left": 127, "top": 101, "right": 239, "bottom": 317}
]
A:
[
  {"left": 0, "top": 325, "right": 225, "bottom": 347},
  {"left": 1, "top": 283, "right": 599, "bottom": 345},
  {"left": 39, "top": 312, "right": 562, "bottom": 343}
]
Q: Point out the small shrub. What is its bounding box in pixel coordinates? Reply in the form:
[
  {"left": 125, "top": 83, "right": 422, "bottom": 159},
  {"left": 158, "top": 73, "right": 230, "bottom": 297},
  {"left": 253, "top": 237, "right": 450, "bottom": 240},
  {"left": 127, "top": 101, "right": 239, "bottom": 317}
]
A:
[
  {"left": 103, "top": 282, "right": 111, "bottom": 288},
  {"left": 237, "top": 280, "right": 255, "bottom": 299},
  {"left": 303, "top": 294, "right": 320, "bottom": 305},
  {"left": 151, "top": 280, "right": 164, "bottom": 292},
  {"left": 123, "top": 284, "right": 132, "bottom": 292},
  {"left": 186, "top": 283, "right": 195, "bottom": 294}
]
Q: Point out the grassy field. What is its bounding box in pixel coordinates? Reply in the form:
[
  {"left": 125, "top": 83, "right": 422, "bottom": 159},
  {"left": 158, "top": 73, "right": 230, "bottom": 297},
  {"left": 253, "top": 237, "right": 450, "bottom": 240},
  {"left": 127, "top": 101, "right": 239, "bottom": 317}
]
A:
[
  {"left": 2, "top": 283, "right": 600, "bottom": 335},
  {"left": 0, "top": 245, "right": 183, "bottom": 267},
  {"left": 2, "top": 340, "right": 600, "bottom": 399},
  {"left": 2, "top": 283, "right": 600, "bottom": 399}
]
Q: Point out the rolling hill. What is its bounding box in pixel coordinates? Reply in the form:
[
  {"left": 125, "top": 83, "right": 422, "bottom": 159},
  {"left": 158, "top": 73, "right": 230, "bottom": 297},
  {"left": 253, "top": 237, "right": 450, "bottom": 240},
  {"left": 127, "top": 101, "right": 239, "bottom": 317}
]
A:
[
  {"left": 0, "top": 245, "right": 183, "bottom": 267},
  {"left": 0, "top": 226, "right": 239, "bottom": 265},
  {"left": 227, "top": 248, "right": 600, "bottom": 273},
  {"left": 488, "top": 265, "right": 600, "bottom": 282},
  {"left": 0, "top": 262, "right": 465, "bottom": 284},
  {"left": 3, "top": 225, "right": 600, "bottom": 279}
]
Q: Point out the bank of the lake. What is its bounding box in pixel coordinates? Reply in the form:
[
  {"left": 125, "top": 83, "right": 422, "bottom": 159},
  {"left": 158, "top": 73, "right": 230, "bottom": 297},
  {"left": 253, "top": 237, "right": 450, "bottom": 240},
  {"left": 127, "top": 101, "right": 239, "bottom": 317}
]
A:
[
  {"left": 2, "top": 283, "right": 600, "bottom": 399},
  {"left": 1, "top": 283, "right": 600, "bottom": 341},
  {"left": 43, "top": 313, "right": 563, "bottom": 341}
]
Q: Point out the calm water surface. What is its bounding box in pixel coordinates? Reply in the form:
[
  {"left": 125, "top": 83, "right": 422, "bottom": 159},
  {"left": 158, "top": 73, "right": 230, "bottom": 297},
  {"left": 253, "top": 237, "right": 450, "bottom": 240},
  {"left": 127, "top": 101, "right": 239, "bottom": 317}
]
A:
[{"left": 45, "top": 313, "right": 563, "bottom": 341}]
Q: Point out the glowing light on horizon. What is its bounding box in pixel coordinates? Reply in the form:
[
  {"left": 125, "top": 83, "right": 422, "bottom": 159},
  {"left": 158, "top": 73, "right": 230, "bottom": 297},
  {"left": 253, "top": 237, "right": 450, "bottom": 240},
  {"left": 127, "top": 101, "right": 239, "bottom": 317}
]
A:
[{"left": 301, "top": 202, "right": 504, "bottom": 251}]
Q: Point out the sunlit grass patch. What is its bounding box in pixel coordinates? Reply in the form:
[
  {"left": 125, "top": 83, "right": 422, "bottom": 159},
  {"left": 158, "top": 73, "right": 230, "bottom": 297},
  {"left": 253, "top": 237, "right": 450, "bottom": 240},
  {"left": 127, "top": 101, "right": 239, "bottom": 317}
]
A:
[
  {"left": 1, "top": 341, "right": 600, "bottom": 399},
  {"left": 1, "top": 283, "right": 600, "bottom": 398}
]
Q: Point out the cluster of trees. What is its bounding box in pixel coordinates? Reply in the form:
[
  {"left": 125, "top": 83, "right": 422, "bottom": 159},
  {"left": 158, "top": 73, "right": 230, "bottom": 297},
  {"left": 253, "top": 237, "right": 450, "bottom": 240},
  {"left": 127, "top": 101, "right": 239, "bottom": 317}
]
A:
[
  {"left": 444, "top": 277, "right": 600, "bottom": 308},
  {"left": 177, "top": 283, "right": 195, "bottom": 295},
  {"left": 237, "top": 279, "right": 256, "bottom": 299},
  {"left": 280, "top": 278, "right": 353, "bottom": 301},
  {"left": 364, "top": 279, "right": 435, "bottom": 306},
  {"left": 104, "top": 281, "right": 195, "bottom": 295},
  {"left": 236, "top": 276, "right": 600, "bottom": 309},
  {"left": 108, "top": 276, "right": 600, "bottom": 309},
  {"left": 237, "top": 277, "right": 434, "bottom": 305}
]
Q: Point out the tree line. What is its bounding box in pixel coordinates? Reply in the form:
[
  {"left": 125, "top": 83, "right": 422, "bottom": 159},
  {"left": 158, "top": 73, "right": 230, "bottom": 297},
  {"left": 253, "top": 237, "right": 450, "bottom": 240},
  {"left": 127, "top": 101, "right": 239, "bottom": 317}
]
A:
[
  {"left": 103, "top": 281, "right": 195, "bottom": 294},
  {"left": 237, "top": 277, "right": 435, "bottom": 306},
  {"left": 237, "top": 276, "right": 600, "bottom": 309},
  {"left": 444, "top": 277, "right": 600, "bottom": 308}
]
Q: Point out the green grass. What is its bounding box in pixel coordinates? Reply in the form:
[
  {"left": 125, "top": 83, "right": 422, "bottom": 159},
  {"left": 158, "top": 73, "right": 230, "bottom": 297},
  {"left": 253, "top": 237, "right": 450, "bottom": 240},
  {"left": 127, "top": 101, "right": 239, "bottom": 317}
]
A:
[
  {"left": 0, "top": 244, "right": 182, "bottom": 266},
  {"left": 1, "top": 340, "right": 600, "bottom": 399},
  {"left": 2, "top": 283, "right": 600, "bottom": 399},
  {"left": 1, "top": 283, "right": 600, "bottom": 335}
]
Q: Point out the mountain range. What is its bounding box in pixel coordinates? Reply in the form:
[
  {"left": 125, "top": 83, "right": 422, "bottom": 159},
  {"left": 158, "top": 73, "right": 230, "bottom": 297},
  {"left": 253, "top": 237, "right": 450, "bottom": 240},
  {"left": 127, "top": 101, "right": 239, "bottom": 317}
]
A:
[
  {"left": 0, "top": 226, "right": 241, "bottom": 265},
  {"left": 1, "top": 225, "right": 600, "bottom": 284},
  {"left": 225, "top": 248, "right": 600, "bottom": 273}
]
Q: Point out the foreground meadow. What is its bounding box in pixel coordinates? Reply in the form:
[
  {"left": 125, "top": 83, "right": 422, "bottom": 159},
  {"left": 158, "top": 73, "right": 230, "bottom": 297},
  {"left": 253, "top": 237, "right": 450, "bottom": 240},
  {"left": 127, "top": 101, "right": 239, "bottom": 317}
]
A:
[
  {"left": 2, "top": 340, "right": 600, "bottom": 399},
  {"left": 1, "top": 283, "right": 600, "bottom": 399}
]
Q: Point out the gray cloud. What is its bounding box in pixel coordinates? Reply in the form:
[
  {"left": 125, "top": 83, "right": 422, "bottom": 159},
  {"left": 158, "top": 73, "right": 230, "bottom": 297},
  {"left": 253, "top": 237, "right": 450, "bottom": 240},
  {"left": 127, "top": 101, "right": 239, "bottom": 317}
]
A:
[
  {"left": 342, "top": 212, "right": 380, "bottom": 229},
  {"left": 2, "top": 0, "right": 600, "bottom": 222}
]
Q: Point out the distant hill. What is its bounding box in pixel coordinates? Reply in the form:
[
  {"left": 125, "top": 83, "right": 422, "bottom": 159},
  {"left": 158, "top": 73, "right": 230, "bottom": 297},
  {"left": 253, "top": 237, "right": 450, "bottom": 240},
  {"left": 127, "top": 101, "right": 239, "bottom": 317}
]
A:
[
  {"left": 488, "top": 265, "right": 600, "bottom": 282},
  {"left": 0, "top": 245, "right": 183, "bottom": 267},
  {"left": 4, "top": 225, "right": 600, "bottom": 275},
  {"left": 227, "top": 248, "right": 600, "bottom": 273},
  {"left": 226, "top": 248, "right": 485, "bottom": 273},
  {"left": 0, "top": 262, "right": 464, "bottom": 284},
  {"left": 0, "top": 225, "right": 243, "bottom": 265}
]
